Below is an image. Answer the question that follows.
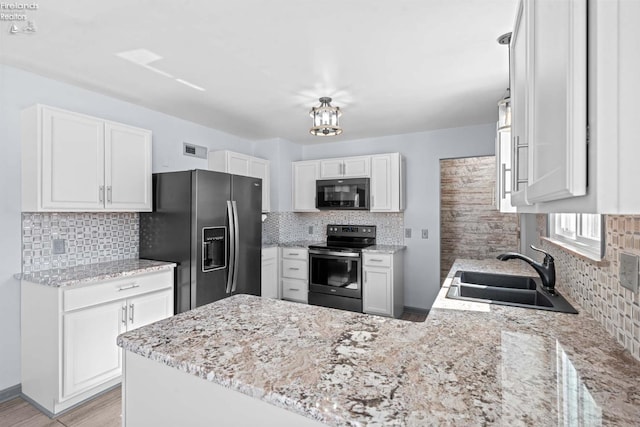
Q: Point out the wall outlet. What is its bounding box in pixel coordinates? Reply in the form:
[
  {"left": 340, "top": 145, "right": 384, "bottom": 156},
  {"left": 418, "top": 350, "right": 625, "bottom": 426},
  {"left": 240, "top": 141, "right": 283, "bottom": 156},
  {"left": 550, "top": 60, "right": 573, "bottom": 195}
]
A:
[
  {"left": 52, "top": 239, "right": 66, "bottom": 255},
  {"left": 422, "top": 229, "right": 429, "bottom": 239},
  {"left": 308, "top": 226, "right": 313, "bottom": 235},
  {"left": 619, "top": 252, "right": 639, "bottom": 293},
  {"left": 405, "top": 228, "right": 412, "bottom": 238}
]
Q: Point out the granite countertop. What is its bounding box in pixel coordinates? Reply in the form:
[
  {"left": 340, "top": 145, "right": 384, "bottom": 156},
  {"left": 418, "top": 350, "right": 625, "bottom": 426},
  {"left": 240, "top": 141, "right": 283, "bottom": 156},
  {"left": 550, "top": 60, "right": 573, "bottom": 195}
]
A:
[
  {"left": 362, "top": 244, "right": 406, "bottom": 254},
  {"left": 279, "top": 240, "right": 322, "bottom": 248},
  {"left": 18, "top": 258, "right": 176, "bottom": 287},
  {"left": 117, "top": 259, "right": 640, "bottom": 426}
]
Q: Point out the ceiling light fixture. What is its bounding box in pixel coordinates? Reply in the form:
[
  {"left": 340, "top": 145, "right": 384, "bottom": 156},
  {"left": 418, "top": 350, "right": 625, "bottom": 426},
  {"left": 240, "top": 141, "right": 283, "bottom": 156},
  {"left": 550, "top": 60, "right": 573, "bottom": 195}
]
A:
[{"left": 309, "top": 97, "right": 342, "bottom": 136}]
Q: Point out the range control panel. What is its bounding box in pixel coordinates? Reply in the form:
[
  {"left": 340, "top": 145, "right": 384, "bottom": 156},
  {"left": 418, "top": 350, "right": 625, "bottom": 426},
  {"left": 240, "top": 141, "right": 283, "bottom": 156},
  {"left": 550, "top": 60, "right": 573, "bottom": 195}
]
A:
[{"left": 326, "top": 224, "right": 376, "bottom": 238}]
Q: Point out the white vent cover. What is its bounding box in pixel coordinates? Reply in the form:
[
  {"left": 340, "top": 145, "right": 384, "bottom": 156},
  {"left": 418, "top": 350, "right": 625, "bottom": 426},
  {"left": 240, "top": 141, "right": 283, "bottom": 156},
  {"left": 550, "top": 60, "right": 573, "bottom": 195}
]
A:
[{"left": 183, "top": 142, "right": 207, "bottom": 159}]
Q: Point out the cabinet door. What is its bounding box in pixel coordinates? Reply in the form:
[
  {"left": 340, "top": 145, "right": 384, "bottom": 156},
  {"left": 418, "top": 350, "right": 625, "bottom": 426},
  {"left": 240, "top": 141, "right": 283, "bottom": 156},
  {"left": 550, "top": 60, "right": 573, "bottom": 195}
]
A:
[
  {"left": 526, "top": 0, "right": 587, "bottom": 203},
  {"left": 227, "top": 152, "right": 252, "bottom": 176},
  {"left": 104, "top": 122, "right": 152, "bottom": 211},
  {"left": 62, "top": 300, "right": 124, "bottom": 399},
  {"left": 41, "top": 108, "right": 105, "bottom": 210},
  {"left": 342, "top": 156, "right": 370, "bottom": 178},
  {"left": 370, "top": 154, "right": 402, "bottom": 212},
  {"left": 292, "top": 161, "right": 320, "bottom": 211},
  {"left": 261, "top": 248, "right": 278, "bottom": 299},
  {"left": 509, "top": 0, "right": 531, "bottom": 207},
  {"left": 363, "top": 267, "right": 392, "bottom": 316},
  {"left": 127, "top": 289, "right": 173, "bottom": 331},
  {"left": 319, "top": 159, "right": 344, "bottom": 178},
  {"left": 250, "top": 158, "right": 270, "bottom": 212}
]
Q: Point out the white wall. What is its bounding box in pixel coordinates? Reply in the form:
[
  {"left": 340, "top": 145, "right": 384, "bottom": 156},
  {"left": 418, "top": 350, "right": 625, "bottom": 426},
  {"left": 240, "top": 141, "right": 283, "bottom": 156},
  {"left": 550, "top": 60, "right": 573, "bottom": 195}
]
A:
[
  {"left": 252, "top": 138, "right": 303, "bottom": 212},
  {"left": 0, "top": 64, "right": 255, "bottom": 391},
  {"left": 301, "top": 124, "right": 496, "bottom": 310}
]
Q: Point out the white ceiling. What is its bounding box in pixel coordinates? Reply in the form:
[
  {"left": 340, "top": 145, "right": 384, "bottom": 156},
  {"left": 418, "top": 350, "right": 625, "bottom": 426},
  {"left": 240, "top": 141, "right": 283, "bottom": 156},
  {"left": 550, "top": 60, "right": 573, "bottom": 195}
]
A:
[{"left": 0, "top": 0, "right": 517, "bottom": 144}]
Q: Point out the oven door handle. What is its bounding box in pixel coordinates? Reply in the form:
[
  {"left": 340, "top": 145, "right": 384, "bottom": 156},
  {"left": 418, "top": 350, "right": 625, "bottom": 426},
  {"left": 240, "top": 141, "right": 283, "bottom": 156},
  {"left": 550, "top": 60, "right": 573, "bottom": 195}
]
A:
[{"left": 308, "top": 249, "right": 361, "bottom": 258}]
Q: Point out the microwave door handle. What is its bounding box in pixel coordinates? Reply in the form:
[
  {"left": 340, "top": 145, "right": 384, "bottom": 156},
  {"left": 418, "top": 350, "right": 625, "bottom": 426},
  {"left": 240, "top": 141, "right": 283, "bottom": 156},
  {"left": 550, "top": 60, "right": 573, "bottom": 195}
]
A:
[
  {"left": 231, "top": 201, "right": 240, "bottom": 293},
  {"left": 226, "top": 201, "right": 235, "bottom": 294}
]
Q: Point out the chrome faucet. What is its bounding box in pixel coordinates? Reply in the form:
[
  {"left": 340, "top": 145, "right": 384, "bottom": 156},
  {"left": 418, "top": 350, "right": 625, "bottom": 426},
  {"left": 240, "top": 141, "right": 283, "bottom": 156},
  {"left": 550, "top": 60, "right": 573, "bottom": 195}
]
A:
[{"left": 497, "top": 245, "right": 556, "bottom": 294}]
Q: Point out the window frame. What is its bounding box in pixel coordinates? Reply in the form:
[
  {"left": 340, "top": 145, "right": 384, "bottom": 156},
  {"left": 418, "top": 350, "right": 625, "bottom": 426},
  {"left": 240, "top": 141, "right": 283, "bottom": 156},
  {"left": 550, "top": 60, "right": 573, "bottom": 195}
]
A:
[{"left": 548, "top": 213, "right": 605, "bottom": 260}]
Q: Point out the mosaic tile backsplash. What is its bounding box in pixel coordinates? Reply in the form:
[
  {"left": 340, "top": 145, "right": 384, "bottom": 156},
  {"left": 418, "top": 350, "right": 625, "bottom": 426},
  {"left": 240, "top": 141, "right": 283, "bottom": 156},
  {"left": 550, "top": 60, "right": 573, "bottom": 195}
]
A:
[
  {"left": 22, "top": 212, "right": 139, "bottom": 273},
  {"left": 537, "top": 215, "right": 640, "bottom": 362},
  {"left": 263, "top": 211, "right": 404, "bottom": 245}
]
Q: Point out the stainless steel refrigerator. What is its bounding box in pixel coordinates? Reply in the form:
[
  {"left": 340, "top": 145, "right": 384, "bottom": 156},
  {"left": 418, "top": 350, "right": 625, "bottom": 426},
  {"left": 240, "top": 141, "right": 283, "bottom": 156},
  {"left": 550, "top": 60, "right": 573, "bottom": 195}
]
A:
[{"left": 139, "top": 169, "right": 262, "bottom": 314}]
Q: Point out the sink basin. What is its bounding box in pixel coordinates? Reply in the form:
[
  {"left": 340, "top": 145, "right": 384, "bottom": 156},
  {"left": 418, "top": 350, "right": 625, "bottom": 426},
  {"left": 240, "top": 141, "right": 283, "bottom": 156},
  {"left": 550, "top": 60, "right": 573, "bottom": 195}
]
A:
[
  {"left": 458, "top": 271, "right": 537, "bottom": 290},
  {"left": 446, "top": 270, "right": 578, "bottom": 314}
]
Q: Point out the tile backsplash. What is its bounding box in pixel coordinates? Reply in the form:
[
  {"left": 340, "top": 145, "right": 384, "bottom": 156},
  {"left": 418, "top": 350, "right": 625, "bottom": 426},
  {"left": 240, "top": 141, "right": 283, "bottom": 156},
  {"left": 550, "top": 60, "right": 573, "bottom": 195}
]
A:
[
  {"left": 538, "top": 215, "right": 640, "bottom": 362},
  {"left": 263, "top": 211, "right": 404, "bottom": 245},
  {"left": 22, "top": 212, "right": 139, "bottom": 273}
]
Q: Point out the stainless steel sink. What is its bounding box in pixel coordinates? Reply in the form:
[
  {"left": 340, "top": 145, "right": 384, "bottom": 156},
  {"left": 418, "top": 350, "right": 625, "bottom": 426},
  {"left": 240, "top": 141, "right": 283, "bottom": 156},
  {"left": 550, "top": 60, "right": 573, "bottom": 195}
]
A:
[{"left": 446, "top": 270, "right": 578, "bottom": 314}]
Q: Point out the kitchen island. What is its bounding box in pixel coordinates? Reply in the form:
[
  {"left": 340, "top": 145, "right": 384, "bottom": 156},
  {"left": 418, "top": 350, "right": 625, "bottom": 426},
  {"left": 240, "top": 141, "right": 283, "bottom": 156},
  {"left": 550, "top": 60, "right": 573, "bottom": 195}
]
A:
[{"left": 117, "top": 259, "right": 640, "bottom": 426}]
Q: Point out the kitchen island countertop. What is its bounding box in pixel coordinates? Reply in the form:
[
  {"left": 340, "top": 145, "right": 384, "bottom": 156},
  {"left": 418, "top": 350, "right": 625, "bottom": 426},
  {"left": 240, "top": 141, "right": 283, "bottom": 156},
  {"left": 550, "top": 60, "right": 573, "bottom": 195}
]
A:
[{"left": 117, "top": 258, "right": 640, "bottom": 425}]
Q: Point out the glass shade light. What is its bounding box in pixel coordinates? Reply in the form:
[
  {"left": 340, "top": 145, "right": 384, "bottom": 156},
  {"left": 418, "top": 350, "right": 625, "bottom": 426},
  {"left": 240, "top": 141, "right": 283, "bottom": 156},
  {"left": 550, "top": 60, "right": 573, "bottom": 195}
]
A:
[
  {"left": 498, "top": 91, "right": 511, "bottom": 131},
  {"left": 310, "top": 97, "right": 342, "bottom": 136}
]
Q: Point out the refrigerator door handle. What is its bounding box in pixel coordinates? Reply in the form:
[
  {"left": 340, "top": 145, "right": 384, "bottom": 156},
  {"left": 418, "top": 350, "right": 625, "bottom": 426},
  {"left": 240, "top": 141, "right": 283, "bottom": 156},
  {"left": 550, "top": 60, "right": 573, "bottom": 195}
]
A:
[
  {"left": 231, "top": 200, "right": 240, "bottom": 293},
  {"left": 226, "top": 201, "right": 235, "bottom": 294}
]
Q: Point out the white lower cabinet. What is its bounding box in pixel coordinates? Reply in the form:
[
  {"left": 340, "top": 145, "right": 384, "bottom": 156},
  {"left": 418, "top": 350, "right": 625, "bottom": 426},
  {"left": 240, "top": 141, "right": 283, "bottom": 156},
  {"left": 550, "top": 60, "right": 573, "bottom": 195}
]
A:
[
  {"left": 261, "top": 247, "right": 279, "bottom": 298},
  {"left": 280, "top": 248, "right": 308, "bottom": 304},
  {"left": 62, "top": 301, "right": 124, "bottom": 399},
  {"left": 363, "top": 252, "right": 404, "bottom": 318},
  {"left": 21, "top": 268, "right": 174, "bottom": 415}
]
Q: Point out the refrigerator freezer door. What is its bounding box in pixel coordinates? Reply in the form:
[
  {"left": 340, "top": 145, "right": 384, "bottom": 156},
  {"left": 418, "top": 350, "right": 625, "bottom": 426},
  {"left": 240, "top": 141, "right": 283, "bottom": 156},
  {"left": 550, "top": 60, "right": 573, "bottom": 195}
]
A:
[
  {"left": 231, "top": 175, "right": 262, "bottom": 296},
  {"left": 193, "top": 170, "right": 232, "bottom": 309}
]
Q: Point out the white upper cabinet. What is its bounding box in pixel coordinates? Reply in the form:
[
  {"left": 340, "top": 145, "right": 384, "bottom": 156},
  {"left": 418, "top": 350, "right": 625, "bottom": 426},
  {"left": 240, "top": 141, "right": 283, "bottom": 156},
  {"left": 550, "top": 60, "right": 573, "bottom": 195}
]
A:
[
  {"left": 319, "top": 156, "right": 370, "bottom": 179},
  {"left": 526, "top": 0, "right": 587, "bottom": 203},
  {"left": 510, "top": 0, "right": 587, "bottom": 207},
  {"left": 208, "top": 150, "right": 271, "bottom": 212},
  {"left": 293, "top": 153, "right": 404, "bottom": 213},
  {"left": 512, "top": 0, "right": 640, "bottom": 213},
  {"left": 370, "top": 153, "right": 404, "bottom": 212},
  {"left": 292, "top": 160, "right": 320, "bottom": 212},
  {"left": 21, "top": 105, "right": 152, "bottom": 212},
  {"left": 104, "top": 122, "right": 152, "bottom": 211}
]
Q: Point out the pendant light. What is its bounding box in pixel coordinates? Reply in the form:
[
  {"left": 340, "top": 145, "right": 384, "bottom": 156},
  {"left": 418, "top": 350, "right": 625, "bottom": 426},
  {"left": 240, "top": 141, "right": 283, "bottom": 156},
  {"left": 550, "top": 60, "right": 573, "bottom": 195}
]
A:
[
  {"left": 497, "top": 32, "right": 512, "bottom": 131},
  {"left": 309, "top": 97, "right": 342, "bottom": 136}
]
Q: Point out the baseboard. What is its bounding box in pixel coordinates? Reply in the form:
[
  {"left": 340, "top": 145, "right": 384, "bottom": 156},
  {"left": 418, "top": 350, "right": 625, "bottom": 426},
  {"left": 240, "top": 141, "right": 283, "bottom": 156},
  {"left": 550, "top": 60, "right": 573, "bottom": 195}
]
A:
[
  {"left": 20, "top": 382, "right": 121, "bottom": 419},
  {"left": 0, "top": 383, "right": 22, "bottom": 404},
  {"left": 403, "top": 305, "right": 430, "bottom": 316}
]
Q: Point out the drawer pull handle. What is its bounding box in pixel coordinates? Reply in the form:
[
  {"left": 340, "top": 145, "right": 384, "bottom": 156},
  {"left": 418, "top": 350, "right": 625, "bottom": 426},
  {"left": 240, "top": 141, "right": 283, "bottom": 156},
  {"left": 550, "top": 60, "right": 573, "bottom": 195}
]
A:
[
  {"left": 369, "top": 259, "right": 384, "bottom": 262},
  {"left": 287, "top": 253, "right": 299, "bottom": 256},
  {"left": 118, "top": 283, "right": 140, "bottom": 291},
  {"left": 121, "top": 305, "right": 127, "bottom": 326},
  {"left": 129, "top": 303, "right": 135, "bottom": 323},
  {"left": 288, "top": 288, "right": 300, "bottom": 292},
  {"left": 289, "top": 267, "right": 300, "bottom": 271}
]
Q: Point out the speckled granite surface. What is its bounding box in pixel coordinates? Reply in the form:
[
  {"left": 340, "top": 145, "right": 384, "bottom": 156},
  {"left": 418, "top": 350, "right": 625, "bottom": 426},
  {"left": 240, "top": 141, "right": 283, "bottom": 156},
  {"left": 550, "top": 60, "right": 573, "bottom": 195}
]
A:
[
  {"left": 279, "top": 240, "right": 322, "bottom": 248},
  {"left": 362, "top": 244, "right": 406, "bottom": 254},
  {"left": 18, "top": 258, "right": 175, "bottom": 287},
  {"left": 117, "top": 259, "right": 640, "bottom": 426}
]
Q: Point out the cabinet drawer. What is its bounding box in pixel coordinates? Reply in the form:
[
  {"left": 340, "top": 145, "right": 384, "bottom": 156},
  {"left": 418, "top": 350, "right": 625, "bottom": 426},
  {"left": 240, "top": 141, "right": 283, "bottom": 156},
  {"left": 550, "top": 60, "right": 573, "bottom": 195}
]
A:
[
  {"left": 64, "top": 270, "right": 173, "bottom": 312},
  {"left": 281, "top": 248, "right": 307, "bottom": 260},
  {"left": 363, "top": 253, "right": 392, "bottom": 268},
  {"left": 281, "top": 278, "right": 308, "bottom": 303},
  {"left": 281, "top": 259, "right": 307, "bottom": 280}
]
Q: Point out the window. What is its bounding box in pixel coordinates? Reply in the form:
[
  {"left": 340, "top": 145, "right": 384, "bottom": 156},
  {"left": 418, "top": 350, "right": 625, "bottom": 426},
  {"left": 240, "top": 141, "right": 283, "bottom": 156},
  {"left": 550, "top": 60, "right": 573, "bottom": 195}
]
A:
[{"left": 548, "top": 213, "right": 604, "bottom": 259}]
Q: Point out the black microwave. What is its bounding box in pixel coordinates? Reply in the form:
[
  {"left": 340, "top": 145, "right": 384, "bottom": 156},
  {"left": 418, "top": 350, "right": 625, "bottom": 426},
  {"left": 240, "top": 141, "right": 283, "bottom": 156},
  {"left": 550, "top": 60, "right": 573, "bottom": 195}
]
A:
[{"left": 316, "top": 178, "right": 370, "bottom": 210}]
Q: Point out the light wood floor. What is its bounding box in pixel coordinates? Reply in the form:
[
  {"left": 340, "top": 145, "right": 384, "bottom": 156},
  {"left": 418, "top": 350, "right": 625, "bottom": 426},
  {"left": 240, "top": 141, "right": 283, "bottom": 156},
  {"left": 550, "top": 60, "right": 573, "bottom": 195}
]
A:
[{"left": 0, "top": 387, "right": 121, "bottom": 427}]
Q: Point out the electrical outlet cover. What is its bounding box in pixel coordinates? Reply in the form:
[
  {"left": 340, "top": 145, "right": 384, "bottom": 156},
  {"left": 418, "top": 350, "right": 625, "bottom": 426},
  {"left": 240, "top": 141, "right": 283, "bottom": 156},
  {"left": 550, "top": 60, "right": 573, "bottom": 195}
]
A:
[
  {"left": 619, "top": 252, "right": 639, "bottom": 293},
  {"left": 52, "top": 239, "right": 66, "bottom": 255},
  {"left": 405, "top": 228, "right": 412, "bottom": 238},
  {"left": 421, "top": 229, "right": 429, "bottom": 239}
]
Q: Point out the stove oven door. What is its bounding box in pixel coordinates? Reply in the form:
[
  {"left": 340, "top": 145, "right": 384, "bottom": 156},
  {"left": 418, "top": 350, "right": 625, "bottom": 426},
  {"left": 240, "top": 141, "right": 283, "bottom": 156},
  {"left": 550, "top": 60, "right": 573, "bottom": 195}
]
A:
[{"left": 308, "top": 250, "right": 362, "bottom": 299}]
